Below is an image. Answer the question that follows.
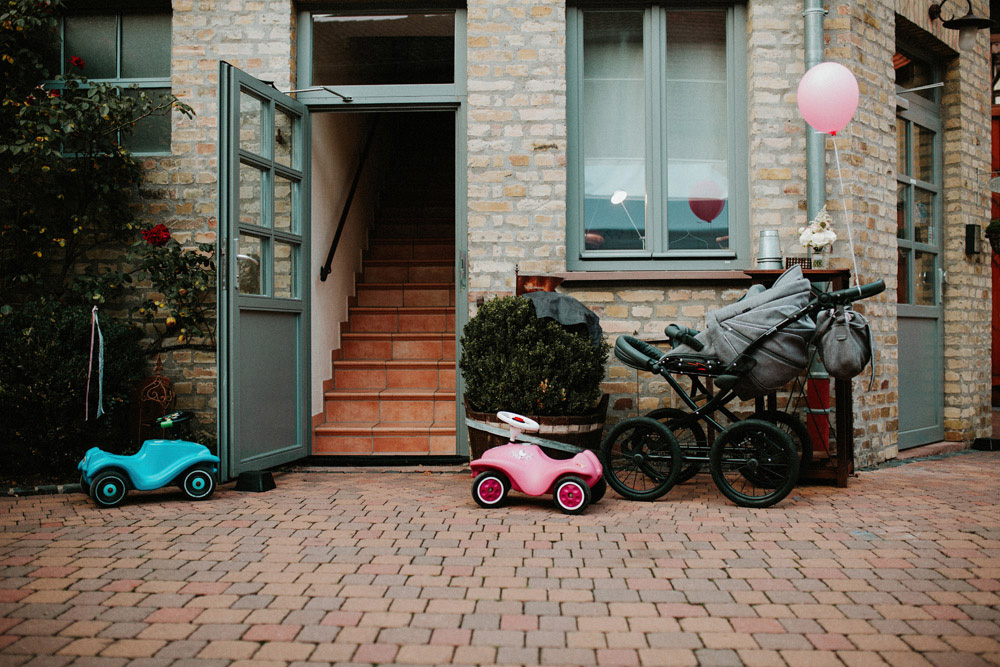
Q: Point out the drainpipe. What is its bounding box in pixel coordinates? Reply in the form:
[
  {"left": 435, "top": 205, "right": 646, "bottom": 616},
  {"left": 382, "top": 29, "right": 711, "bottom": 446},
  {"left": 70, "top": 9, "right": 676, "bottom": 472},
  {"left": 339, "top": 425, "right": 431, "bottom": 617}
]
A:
[
  {"left": 803, "top": 0, "right": 831, "bottom": 459},
  {"left": 803, "top": 0, "right": 827, "bottom": 221}
]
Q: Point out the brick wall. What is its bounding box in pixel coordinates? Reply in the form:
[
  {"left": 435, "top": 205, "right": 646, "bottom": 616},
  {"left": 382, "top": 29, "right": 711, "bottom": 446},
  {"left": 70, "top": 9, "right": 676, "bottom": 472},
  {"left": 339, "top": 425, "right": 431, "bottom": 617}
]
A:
[{"left": 464, "top": 0, "right": 992, "bottom": 462}]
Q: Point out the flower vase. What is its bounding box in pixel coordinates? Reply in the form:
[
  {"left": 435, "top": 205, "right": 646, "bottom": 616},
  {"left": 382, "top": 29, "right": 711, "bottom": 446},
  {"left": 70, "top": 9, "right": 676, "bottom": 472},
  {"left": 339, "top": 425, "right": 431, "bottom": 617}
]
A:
[{"left": 809, "top": 249, "right": 825, "bottom": 269}]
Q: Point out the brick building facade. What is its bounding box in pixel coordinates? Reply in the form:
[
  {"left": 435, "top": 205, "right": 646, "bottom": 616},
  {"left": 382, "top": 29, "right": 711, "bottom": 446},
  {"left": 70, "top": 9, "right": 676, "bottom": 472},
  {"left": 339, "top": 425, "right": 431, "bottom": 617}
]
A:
[{"left": 126, "top": 0, "right": 989, "bottom": 473}]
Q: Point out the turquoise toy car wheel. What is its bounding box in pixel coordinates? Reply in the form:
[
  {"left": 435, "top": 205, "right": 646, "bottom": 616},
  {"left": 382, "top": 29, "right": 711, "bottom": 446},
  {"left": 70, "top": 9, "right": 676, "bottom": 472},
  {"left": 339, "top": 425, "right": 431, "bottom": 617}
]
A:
[
  {"left": 181, "top": 467, "right": 215, "bottom": 500},
  {"left": 91, "top": 471, "right": 128, "bottom": 508}
]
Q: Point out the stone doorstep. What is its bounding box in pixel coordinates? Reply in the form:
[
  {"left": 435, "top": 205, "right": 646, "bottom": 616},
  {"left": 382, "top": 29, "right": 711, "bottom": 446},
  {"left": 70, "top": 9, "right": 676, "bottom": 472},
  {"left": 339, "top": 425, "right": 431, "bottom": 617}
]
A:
[{"left": 895, "top": 440, "right": 968, "bottom": 460}]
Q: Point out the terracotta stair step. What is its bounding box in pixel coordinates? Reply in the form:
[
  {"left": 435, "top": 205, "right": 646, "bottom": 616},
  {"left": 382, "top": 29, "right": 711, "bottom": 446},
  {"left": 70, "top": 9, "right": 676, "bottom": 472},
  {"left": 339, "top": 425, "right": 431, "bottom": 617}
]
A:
[
  {"left": 314, "top": 421, "right": 457, "bottom": 455},
  {"left": 341, "top": 332, "right": 455, "bottom": 361},
  {"left": 362, "top": 259, "right": 454, "bottom": 284},
  {"left": 344, "top": 306, "right": 455, "bottom": 334},
  {"left": 368, "top": 239, "right": 455, "bottom": 261},
  {"left": 372, "top": 222, "right": 454, "bottom": 239},
  {"left": 323, "top": 389, "right": 456, "bottom": 423},
  {"left": 355, "top": 283, "right": 455, "bottom": 308},
  {"left": 332, "top": 359, "right": 456, "bottom": 390}
]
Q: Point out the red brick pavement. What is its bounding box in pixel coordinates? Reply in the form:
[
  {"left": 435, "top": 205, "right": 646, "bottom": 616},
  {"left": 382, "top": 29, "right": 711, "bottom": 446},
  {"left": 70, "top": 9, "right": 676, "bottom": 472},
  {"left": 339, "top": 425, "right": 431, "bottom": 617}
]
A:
[{"left": 1, "top": 452, "right": 998, "bottom": 666}]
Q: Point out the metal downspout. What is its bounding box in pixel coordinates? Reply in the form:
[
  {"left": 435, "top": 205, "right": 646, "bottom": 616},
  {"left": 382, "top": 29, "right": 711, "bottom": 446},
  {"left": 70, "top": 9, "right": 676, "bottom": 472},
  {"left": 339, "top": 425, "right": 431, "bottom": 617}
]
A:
[{"left": 803, "top": 0, "right": 827, "bottom": 220}]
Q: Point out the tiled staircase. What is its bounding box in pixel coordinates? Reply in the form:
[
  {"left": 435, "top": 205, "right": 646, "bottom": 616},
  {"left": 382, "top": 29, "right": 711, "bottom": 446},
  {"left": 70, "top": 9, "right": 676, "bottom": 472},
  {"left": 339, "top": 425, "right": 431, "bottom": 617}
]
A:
[{"left": 313, "top": 218, "right": 457, "bottom": 455}]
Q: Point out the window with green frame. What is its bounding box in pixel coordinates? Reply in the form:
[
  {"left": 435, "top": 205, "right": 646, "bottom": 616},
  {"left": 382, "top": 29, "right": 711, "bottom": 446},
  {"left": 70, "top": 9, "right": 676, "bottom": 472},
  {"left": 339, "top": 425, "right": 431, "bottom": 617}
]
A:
[
  {"left": 54, "top": 11, "right": 172, "bottom": 154},
  {"left": 566, "top": 4, "right": 748, "bottom": 270}
]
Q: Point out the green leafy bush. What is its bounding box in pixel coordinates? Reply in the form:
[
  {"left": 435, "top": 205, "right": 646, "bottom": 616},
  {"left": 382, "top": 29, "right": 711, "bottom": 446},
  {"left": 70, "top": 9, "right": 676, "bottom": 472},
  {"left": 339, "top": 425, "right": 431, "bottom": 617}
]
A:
[
  {"left": 460, "top": 296, "right": 610, "bottom": 416},
  {"left": 0, "top": 300, "right": 146, "bottom": 485}
]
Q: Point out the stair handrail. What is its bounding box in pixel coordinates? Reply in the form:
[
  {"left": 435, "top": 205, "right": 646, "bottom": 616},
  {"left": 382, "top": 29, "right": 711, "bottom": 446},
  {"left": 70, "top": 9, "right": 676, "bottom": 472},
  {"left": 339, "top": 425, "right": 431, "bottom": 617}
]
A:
[{"left": 320, "top": 117, "right": 378, "bottom": 282}]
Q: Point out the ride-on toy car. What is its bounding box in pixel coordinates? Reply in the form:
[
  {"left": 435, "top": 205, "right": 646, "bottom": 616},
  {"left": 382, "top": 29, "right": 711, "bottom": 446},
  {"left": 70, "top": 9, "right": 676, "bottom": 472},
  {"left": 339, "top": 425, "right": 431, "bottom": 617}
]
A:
[
  {"left": 469, "top": 411, "right": 605, "bottom": 514},
  {"left": 78, "top": 411, "right": 219, "bottom": 508}
]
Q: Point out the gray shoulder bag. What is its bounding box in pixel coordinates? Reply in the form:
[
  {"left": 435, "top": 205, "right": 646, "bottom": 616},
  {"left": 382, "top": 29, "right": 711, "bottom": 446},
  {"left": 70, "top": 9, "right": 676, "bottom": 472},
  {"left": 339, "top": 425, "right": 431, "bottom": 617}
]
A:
[{"left": 814, "top": 305, "right": 875, "bottom": 387}]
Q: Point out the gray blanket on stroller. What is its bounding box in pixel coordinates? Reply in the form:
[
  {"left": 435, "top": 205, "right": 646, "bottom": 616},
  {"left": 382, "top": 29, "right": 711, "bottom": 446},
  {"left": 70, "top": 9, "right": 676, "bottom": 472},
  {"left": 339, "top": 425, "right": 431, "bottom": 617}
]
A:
[{"left": 667, "top": 265, "right": 815, "bottom": 399}]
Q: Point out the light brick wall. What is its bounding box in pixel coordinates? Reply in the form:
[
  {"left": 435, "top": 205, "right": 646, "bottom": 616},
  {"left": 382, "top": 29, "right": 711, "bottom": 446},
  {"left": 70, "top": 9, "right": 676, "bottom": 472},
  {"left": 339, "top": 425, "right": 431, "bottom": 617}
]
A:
[
  {"left": 137, "top": 0, "right": 298, "bottom": 437},
  {"left": 466, "top": 0, "right": 568, "bottom": 303},
  {"left": 464, "top": 0, "right": 992, "bottom": 461}
]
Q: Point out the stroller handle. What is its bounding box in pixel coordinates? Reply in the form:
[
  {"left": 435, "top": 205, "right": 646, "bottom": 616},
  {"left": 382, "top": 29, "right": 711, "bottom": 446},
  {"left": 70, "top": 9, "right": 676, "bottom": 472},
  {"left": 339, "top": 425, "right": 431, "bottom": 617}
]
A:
[{"left": 817, "top": 279, "right": 885, "bottom": 307}]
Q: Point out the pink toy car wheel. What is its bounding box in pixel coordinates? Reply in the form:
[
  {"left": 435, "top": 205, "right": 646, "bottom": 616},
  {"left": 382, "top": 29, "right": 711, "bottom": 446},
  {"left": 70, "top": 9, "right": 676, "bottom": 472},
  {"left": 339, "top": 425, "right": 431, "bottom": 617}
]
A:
[
  {"left": 472, "top": 471, "right": 510, "bottom": 508},
  {"left": 553, "top": 476, "right": 591, "bottom": 514}
]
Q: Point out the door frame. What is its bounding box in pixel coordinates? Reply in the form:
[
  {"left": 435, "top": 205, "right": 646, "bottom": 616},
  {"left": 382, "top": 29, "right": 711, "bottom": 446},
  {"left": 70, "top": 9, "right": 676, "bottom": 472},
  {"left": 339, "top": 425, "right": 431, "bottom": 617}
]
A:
[
  {"left": 895, "top": 60, "right": 945, "bottom": 450},
  {"left": 296, "top": 8, "right": 469, "bottom": 456}
]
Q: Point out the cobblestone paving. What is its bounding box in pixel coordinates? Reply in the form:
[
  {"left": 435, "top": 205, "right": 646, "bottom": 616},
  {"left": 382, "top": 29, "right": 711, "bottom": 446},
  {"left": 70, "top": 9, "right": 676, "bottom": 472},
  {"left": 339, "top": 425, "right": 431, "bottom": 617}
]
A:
[{"left": 1, "top": 452, "right": 998, "bottom": 666}]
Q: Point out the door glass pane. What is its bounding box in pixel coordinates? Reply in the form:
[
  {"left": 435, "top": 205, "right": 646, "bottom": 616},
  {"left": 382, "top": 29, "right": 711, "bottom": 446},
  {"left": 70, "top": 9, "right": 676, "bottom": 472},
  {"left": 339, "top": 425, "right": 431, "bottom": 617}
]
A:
[
  {"left": 122, "top": 88, "right": 171, "bottom": 153},
  {"left": 896, "top": 184, "right": 908, "bottom": 240},
  {"left": 913, "top": 124, "right": 934, "bottom": 183},
  {"left": 894, "top": 52, "right": 938, "bottom": 103},
  {"left": 121, "top": 14, "right": 171, "bottom": 78},
  {"left": 240, "top": 92, "right": 264, "bottom": 155},
  {"left": 311, "top": 13, "right": 454, "bottom": 85},
  {"left": 897, "top": 248, "right": 909, "bottom": 304},
  {"left": 666, "top": 10, "right": 729, "bottom": 250},
  {"left": 237, "top": 235, "right": 264, "bottom": 295},
  {"left": 913, "top": 251, "right": 936, "bottom": 305},
  {"left": 274, "top": 241, "right": 297, "bottom": 299},
  {"left": 64, "top": 15, "right": 117, "bottom": 78},
  {"left": 275, "top": 108, "right": 295, "bottom": 167},
  {"left": 582, "top": 10, "right": 645, "bottom": 251},
  {"left": 274, "top": 175, "right": 294, "bottom": 232},
  {"left": 896, "top": 118, "right": 908, "bottom": 177},
  {"left": 239, "top": 163, "right": 265, "bottom": 227},
  {"left": 914, "top": 188, "right": 933, "bottom": 245}
]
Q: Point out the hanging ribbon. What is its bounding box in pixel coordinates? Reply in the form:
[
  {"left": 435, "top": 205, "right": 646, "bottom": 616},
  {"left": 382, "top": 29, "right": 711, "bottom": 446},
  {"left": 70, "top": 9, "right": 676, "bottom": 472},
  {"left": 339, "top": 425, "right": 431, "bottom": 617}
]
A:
[
  {"left": 832, "top": 140, "right": 861, "bottom": 287},
  {"left": 86, "top": 306, "right": 105, "bottom": 420}
]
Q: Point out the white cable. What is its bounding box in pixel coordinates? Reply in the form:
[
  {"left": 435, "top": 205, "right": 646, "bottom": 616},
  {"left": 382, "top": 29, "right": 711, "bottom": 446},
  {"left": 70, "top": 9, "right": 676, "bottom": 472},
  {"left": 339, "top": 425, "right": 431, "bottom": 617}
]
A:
[{"left": 832, "top": 139, "right": 861, "bottom": 287}]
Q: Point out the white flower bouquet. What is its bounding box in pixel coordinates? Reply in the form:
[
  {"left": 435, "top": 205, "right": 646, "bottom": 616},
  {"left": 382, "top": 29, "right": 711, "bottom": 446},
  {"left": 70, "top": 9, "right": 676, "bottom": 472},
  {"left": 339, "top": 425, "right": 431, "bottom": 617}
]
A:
[{"left": 799, "top": 206, "right": 837, "bottom": 250}]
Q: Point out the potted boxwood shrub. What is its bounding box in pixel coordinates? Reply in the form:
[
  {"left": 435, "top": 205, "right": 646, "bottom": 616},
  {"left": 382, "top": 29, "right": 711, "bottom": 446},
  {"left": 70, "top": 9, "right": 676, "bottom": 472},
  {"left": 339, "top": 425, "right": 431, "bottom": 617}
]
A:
[{"left": 460, "top": 294, "right": 611, "bottom": 459}]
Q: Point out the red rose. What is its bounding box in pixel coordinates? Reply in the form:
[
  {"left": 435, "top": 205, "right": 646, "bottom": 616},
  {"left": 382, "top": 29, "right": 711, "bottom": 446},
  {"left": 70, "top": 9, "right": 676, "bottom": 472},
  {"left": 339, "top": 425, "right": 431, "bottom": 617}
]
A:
[
  {"left": 142, "top": 224, "right": 171, "bottom": 247},
  {"left": 69, "top": 56, "right": 84, "bottom": 69}
]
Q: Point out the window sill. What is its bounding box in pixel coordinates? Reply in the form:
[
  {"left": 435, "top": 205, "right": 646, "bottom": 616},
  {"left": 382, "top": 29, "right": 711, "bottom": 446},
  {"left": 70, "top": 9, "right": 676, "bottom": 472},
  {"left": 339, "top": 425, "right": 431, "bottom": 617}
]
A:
[{"left": 554, "top": 270, "right": 752, "bottom": 285}]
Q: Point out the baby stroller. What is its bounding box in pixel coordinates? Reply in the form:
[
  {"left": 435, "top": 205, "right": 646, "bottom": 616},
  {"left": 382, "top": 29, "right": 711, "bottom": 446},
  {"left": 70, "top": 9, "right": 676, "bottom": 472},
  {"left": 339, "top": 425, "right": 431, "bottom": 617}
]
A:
[{"left": 603, "top": 265, "right": 884, "bottom": 508}]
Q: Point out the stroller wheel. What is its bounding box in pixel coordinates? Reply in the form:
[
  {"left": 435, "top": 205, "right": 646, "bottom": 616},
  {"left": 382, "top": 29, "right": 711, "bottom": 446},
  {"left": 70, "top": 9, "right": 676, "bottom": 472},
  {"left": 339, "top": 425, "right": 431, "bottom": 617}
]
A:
[
  {"left": 750, "top": 410, "right": 813, "bottom": 471},
  {"left": 600, "top": 417, "right": 681, "bottom": 501},
  {"left": 709, "top": 419, "right": 799, "bottom": 508},
  {"left": 646, "top": 408, "right": 708, "bottom": 483}
]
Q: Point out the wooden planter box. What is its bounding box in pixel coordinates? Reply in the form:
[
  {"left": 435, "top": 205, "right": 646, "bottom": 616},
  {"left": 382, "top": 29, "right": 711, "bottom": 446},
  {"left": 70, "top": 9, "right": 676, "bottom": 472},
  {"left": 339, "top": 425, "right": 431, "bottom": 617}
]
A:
[{"left": 465, "top": 393, "right": 609, "bottom": 461}]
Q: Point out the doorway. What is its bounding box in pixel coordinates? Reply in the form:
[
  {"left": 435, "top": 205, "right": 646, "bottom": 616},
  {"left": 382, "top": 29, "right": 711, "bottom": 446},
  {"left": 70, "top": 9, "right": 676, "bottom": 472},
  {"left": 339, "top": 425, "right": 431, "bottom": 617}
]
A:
[{"left": 310, "top": 110, "right": 461, "bottom": 456}]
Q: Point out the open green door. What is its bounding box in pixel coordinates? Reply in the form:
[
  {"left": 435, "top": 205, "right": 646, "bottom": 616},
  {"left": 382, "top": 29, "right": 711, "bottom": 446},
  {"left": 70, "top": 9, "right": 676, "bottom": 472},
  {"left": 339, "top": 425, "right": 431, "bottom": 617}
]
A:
[{"left": 218, "top": 62, "right": 310, "bottom": 481}]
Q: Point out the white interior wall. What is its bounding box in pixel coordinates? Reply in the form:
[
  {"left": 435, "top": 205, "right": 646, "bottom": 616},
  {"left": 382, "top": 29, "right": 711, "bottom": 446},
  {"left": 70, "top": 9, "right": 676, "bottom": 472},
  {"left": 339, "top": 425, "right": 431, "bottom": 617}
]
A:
[{"left": 310, "top": 113, "right": 375, "bottom": 418}]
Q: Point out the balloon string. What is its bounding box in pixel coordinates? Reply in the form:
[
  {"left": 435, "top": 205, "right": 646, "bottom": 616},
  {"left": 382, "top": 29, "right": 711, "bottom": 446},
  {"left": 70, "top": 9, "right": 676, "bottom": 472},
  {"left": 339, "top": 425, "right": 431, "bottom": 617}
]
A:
[{"left": 832, "top": 139, "right": 861, "bottom": 287}]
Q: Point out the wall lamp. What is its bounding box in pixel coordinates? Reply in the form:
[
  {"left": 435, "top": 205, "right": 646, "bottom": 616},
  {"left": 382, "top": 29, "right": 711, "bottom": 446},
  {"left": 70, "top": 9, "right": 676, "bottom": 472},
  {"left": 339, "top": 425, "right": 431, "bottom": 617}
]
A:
[{"left": 928, "top": 0, "right": 994, "bottom": 50}]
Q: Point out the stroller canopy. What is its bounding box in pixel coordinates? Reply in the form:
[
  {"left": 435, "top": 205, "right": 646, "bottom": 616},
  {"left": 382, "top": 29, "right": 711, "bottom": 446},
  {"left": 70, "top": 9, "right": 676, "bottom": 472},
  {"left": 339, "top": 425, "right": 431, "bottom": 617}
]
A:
[{"left": 668, "top": 265, "right": 815, "bottom": 398}]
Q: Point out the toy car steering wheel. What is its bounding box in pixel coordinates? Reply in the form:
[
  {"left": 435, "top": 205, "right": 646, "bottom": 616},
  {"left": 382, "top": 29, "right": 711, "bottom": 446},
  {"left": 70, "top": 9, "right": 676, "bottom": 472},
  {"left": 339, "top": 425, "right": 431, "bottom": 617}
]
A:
[
  {"left": 496, "top": 411, "right": 540, "bottom": 441},
  {"left": 154, "top": 411, "right": 194, "bottom": 429}
]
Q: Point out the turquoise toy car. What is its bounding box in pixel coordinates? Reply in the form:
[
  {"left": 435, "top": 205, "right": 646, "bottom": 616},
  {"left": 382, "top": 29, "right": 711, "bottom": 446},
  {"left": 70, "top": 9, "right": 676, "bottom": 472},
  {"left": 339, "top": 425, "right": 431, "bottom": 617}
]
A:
[{"left": 78, "top": 411, "right": 219, "bottom": 508}]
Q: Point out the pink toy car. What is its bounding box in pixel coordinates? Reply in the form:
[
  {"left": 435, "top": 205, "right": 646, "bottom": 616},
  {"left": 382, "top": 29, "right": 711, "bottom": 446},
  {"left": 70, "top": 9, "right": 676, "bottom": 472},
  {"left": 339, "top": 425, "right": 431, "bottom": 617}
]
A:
[{"left": 470, "top": 412, "right": 606, "bottom": 514}]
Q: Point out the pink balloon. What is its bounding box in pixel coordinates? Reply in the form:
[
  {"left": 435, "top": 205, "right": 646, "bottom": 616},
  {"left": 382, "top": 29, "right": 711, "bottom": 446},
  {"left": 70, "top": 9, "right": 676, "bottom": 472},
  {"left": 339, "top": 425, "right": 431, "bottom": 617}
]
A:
[
  {"left": 689, "top": 180, "right": 725, "bottom": 223},
  {"left": 796, "top": 62, "right": 859, "bottom": 135}
]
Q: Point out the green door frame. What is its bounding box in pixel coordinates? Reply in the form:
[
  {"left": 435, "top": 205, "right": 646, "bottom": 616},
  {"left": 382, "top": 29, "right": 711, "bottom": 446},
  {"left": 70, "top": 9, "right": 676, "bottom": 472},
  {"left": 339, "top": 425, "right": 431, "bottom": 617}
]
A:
[{"left": 296, "top": 9, "right": 470, "bottom": 457}]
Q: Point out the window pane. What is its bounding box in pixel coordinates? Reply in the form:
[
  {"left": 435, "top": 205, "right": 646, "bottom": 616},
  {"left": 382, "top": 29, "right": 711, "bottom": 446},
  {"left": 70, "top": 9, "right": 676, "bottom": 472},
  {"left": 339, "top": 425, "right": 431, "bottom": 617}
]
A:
[
  {"left": 897, "top": 248, "right": 909, "bottom": 304},
  {"left": 122, "top": 88, "right": 171, "bottom": 153},
  {"left": 275, "top": 108, "right": 295, "bottom": 167},
  {"left": 239, "top": 92, "right": 264, "bottom": 155},
  {"left": 582, "top": 11, "right": 645, "bottom": 251},
  {"left": 274, "top": 175, "right": 294, "bottom": 232},
  {"left": 894, "top": 51, "right": 937, "bottom": 103},
  {"left": 914, "top": 187, "right": 934, "bottom": 245},
  {"left": 896, "top": 183, "right": 908, "bottom": 240},
  {"left": 311, "top": 13, "right": 454, "bottom": 85},
  {"left": 913, "top": 251, "right": 936, "bottom": 305},
  {"left": 274, "top": 241, "right": 298, "bottom": 299},
  {"left": 239, "top": 163, "right": 265, "bottom": 228},
  {"left": 237, "top": 235, "right": 264, "bottom": 295},
  {"left": 665, "top": 10, "right": 728, "bottom": 250},
  {"left": 913, "top": 124, "right": 934, "bottom": 183},
  {"left": 65, "top": 15, "right": 117, "bottom": 79},
  {"left": 896, "top": 118, "right": 908, "bottom": 177},
  {"left": 121, "top": 14, "right": 171, "bottom": 78}
]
